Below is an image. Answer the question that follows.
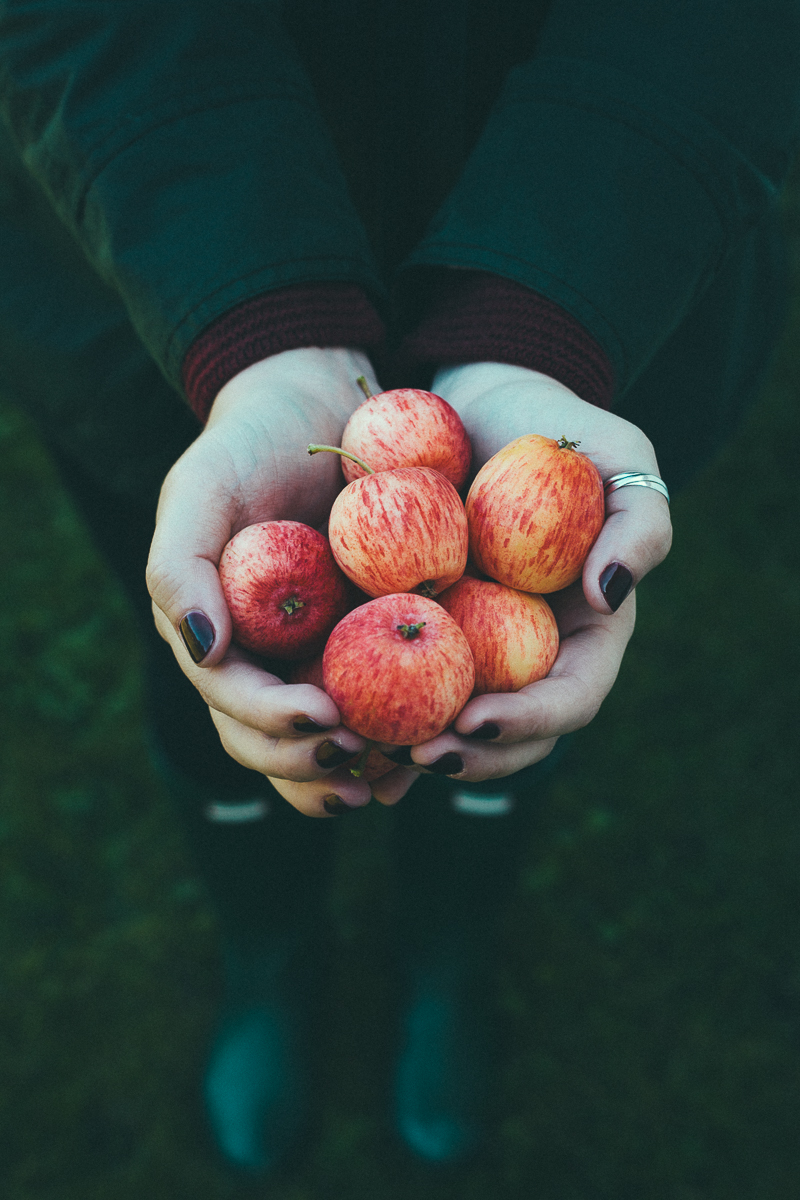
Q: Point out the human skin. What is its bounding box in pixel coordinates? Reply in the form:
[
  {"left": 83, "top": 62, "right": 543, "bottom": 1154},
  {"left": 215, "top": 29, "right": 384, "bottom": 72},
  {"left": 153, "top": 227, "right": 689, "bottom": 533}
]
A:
[{"left": 146, "top": 350, "right": 671, "bottom": 813}]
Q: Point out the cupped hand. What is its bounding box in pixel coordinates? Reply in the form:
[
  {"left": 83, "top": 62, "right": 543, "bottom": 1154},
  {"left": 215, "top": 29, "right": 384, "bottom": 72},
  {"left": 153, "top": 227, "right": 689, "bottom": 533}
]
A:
[
  {"left": 376, "top": 360, "right": 672, "bottom": 787},
  {"left": 146, "top": 345, "right": 416, "bottom": 816}
]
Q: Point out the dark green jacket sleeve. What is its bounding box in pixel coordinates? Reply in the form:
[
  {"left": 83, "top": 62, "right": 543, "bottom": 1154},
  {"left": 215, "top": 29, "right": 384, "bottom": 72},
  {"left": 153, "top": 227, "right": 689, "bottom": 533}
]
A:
[
  {"left": 398, "top": 0, "right": 800, "bottom": 394},
  {"left": 0, "top": 0, "right": 385, "bottom": 389}
]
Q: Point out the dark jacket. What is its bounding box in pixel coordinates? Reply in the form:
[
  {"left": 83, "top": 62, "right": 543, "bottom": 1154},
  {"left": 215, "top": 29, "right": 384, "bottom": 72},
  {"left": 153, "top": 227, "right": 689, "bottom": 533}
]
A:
[{"left": 1, "top": 0, "right": 798, "bottom": 504}]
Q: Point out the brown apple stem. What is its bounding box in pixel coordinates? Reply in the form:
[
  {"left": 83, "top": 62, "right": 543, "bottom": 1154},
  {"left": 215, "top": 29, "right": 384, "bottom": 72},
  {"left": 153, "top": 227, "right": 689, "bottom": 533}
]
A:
[
  {"left": 416, "top": 580, "right": 437, "bottom": 598},
  {"left": 349, "top": 740, "right": 377, "bottom": 777},
  {"left": 355, "top": 375, "right": 373, "bottom": 400},
  {"left": 307, "top": 444, "right": 376, "bottom": 475}
]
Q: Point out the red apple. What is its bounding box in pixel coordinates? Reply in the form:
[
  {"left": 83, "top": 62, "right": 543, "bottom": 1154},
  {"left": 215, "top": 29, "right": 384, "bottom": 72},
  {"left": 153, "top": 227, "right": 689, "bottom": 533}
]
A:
[
  {"left": 323, "top": 594, "right": 475, "bottom": 744},
  {"left": 466, "top": 435, "right": 604, "bottom": 593},
  {"left": 287, "top": 653, "right": 397, "bottom": 780},
  {"left": 340, "top": 388, "right": 472, "bottom": 489},
  {"left": 219, "top": 520, "right": 350, "bottom": 659},
  {"left": 436, "top": 576, "right": 559, "bottom": 695},
  {"left": 327, "top": 465, "right": 468, "bottom": 598}
]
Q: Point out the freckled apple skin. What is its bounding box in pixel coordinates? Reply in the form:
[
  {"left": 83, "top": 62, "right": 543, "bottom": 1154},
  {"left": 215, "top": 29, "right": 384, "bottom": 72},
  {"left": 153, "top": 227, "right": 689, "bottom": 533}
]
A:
[
  {"left": 340, "top": 388, "right": 472, "bottom": 489},
  {"left": 219, "top": 520, "right": 350, "bottom": 659},
  {"left": 323, "top": 594, "right": 475, "bottom": 744},
  {"left": 466, "top": 435, "right": 604, "bottom": 593},
  {"left": 328, "top": 466, "right": 468, "bottom": 598},
  {"left": 436, "top": 576, "right": 559, "bottom": 695}
]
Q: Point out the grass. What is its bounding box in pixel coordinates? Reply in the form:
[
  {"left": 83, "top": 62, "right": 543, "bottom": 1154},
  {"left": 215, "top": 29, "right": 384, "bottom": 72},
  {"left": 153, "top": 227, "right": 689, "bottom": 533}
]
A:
[{"left": 1, "top": 177, "right": 799, "bottom": 1199}]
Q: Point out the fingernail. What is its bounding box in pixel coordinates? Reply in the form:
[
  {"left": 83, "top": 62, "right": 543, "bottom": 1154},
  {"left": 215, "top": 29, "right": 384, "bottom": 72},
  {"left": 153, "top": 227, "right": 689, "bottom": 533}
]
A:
[
  {"left": 599, "top": 562, "right": 634, "bottom": 612},
  {"left": 323, "top": 795, "right": 352, "bottom": 816},
  {"left": 315, "top": 741, "right": 354, "bottom": 769},
  {"left": 179, "top": 611, "right": 215, "bottom": 663},
  {"left": 427, "top": 752, "right": 464, "bottom": 776},
  {"left": 466, "top": 722, "right": 501, "bottom": 741},
  {"left": 293, "top": 716, "right": 333, "bottom": 733},
  {"left": 384, "top": 745, "right": 415, "bottom": 766}
]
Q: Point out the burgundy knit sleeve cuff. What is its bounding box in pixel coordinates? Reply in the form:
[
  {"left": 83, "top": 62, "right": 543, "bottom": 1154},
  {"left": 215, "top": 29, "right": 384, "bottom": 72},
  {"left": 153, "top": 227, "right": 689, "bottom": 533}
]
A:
[
  {"left": 394, "top": 270, "right": 615, "bottom": 409},
  {"left": 181, "top": 282, "right": 387, "bottom": 423}
]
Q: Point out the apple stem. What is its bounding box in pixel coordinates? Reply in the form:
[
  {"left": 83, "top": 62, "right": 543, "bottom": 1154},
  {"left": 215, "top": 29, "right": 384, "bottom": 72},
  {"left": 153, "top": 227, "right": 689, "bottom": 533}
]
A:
[
  {"left": 355, "top": 375, "right": 373, "bottom": 400},
  {"left": 349, "top": 740, "right": 377, "bottom": 777},
  {"left": 557, "top": 435, "right": 581, "bottom": 451},
  {"left": 280, "top": 595, "right": 305, "bottom": 616},
  {"left": 307, "top": 444, "right": 376, "bottom": 475},
  {"left": 397, "top": 622, "right": 426, "bottom": 640}
]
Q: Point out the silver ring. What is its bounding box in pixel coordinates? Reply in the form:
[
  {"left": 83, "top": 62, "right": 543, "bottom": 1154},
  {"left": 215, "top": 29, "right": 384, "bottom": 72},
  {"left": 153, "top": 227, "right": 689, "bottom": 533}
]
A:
[{"left": 604, "top": 473, "right": 670, "bottom": 504}]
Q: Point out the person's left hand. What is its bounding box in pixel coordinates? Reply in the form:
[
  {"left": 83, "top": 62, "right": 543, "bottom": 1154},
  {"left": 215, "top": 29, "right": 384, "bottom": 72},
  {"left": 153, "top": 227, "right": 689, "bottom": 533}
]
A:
[{"left": 369, "top": 360, "right": 672, "bottom": 791}]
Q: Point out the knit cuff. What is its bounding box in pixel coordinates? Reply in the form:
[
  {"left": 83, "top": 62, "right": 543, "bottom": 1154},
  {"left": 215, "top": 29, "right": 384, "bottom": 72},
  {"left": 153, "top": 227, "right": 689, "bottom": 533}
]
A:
[
  {"left": 181, "top": 283, "right": 387, "bottom": 423},
  {"left": 394, "top": 270, "right": 614, "bottom": 409}
]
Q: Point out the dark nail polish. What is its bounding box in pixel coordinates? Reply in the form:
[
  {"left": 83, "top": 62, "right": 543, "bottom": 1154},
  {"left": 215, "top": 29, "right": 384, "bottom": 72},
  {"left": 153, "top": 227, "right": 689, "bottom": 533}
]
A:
[
  {"left": 315, "top": 741, "right": 353, "bottom": 769},
  {"left": 323, "top": 795, "right": 352, "bottom": 816},
  {"left": 384, "top": 745, "right": 415, "bottom": 766},
  {"left": 599, "top": 562, "right": 634, "bottom": 612},
  {"left": 427, "top": 752, "right": 464, "bottom": 776},
  {"left": 293, "top": 716, "right": 333, "bottom": 733},
  {"left": 179, "top": 611, "right": 215, "bottom": 663},
  {"left": 466, "top": 722, "right": 501, "bottom": 741}
]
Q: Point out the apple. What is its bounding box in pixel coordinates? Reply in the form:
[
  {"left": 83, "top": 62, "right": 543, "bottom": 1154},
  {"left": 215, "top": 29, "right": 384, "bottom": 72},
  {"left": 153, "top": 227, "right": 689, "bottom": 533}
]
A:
[
  {"left": 436, "top": 576, "right": 559, "bottom": 695},
  {"left": 288, "top": 653, "right": 397, "bottom": 780},
  {"left": 465, "top": 435, "right": 604, "bottom": 593},
  {"left": 219, "top": 520, "right": 350, "bottom": 659},
  {"left": 311, "top": 451, "right": 468, "bottom": 598},
  {"left": 340, "top": 384, "right": 472, "bottom": 489},
  {"left": 323, "top": 594, "right": 475, "bottom": 744}
]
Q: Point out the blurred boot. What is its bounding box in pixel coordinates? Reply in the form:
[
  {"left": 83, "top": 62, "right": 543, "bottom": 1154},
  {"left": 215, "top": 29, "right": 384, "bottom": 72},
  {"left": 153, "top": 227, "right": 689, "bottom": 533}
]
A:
[
  {"left": 391, "top": 743, "right": 570, "bottom": 1165},
  {"left": 156, "top": 746, "right": 338, "bottom": 1177}
]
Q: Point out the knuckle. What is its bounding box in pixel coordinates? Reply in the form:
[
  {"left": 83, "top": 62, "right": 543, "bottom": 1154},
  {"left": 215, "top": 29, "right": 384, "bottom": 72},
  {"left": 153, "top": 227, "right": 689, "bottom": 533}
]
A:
[{"left": 145, "top": 556, "right": 179, "bottom": 608}]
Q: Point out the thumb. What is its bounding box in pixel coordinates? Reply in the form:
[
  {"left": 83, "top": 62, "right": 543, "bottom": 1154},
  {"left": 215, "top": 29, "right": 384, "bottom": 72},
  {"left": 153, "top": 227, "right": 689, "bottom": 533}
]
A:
[
  {"left": 146, "top": 462, "right": 235, "bottom": 667},
  {"left": 581, "top": 484, "right": 673, "bottom": 614}
]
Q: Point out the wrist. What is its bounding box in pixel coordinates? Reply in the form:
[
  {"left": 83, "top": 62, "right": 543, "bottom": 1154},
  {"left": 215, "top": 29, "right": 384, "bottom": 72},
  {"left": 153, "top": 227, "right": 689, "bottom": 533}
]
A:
[
  {"left": 207, "top": 346, "right": 379, "bottom": 429},
  {"left": 182, "top": 283, "right": 386, "bottom": 423},
  {"left": 432, "top": 361, "right": 586, "bottom": 414}
]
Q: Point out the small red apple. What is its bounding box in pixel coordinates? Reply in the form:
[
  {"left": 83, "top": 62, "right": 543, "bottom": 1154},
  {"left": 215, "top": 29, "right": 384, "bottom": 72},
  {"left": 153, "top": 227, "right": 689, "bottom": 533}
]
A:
[
  {"left": 323, "top": 594, "right": 475, "bottom": 744},
  {"left": 219, "top": 520, "right": 350, "bottom": 659},
  {"left": 436, "top": 576, "right": 559, "bottom": 695},
  {"left": 340, "top": 386, "right": 472, "bottom": 489},
  {"left": 325, "top": 464, "right": 469, "bottom": 598},
  {"left": 466, "top": 435, "right": 604, "bottom": 593}
]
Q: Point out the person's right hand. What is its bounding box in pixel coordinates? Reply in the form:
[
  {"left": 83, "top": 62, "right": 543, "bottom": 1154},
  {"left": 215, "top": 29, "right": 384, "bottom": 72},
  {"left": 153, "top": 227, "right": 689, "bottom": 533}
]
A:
[{"left": 146, "top": 345, "right": 418, "bottom": 817}]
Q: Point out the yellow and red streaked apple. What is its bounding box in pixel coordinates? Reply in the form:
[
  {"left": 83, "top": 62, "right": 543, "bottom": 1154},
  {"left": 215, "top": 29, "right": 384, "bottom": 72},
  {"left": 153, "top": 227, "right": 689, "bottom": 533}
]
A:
[
  {"left": 327, "top": 466, "right": 468, "bottom": 598},
  {"left": 436, "top": 575, "right": 559, "bottom": 695},
  {"left": 322, "top": 594, "right": 475, "bottom": 744},
  {"left": 219, "top": 520, "right": 350, "bottom": 659},
  {"left": 466, "top": 435, "right": 604, "bottom": 593},
  {"left": 340, "top": 388, "right": 472, "bottom": 489}
]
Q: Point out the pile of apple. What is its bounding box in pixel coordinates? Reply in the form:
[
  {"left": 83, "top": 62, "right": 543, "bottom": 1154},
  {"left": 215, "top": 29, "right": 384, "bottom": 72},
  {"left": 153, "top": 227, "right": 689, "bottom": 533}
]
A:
[{"left": 218, "top": 379, "right": 605, "bottom": 777}]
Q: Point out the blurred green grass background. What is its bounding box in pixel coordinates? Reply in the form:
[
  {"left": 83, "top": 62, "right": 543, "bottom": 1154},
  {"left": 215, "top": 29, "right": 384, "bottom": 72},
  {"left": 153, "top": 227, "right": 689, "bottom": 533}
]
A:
[{"left": 2, "top": 165, "right": 800, "bottom": 1199}]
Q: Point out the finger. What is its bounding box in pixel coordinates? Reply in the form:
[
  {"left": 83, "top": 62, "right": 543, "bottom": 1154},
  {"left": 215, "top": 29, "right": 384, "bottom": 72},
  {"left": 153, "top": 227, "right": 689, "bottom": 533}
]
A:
[
  {"left": 152, "top": 603, "right": 344, "bottom": 734},
  {"left": 267, "top": 771, "right": 373, "bottom": 819},
  {"left": 146, "top": 451, "right": 238, "bottom": 668},
  {"left": 583, "top": 485, "right": 672, "bottom": 614},
  {"left": 210, "top": 708, "right": 367, "bottom": 786},
  {"left": 369, "top": 766, "right": 420, "bottom": 806},
  {"left": 400, "top": 732, "right": 561, "bottom": 784}
]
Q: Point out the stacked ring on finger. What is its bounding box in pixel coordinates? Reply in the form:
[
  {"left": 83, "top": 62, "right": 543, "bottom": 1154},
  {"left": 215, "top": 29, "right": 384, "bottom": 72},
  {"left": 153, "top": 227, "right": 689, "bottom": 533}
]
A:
[{"left": 603, "top": 473, "right": 670, "bottom": 504}]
